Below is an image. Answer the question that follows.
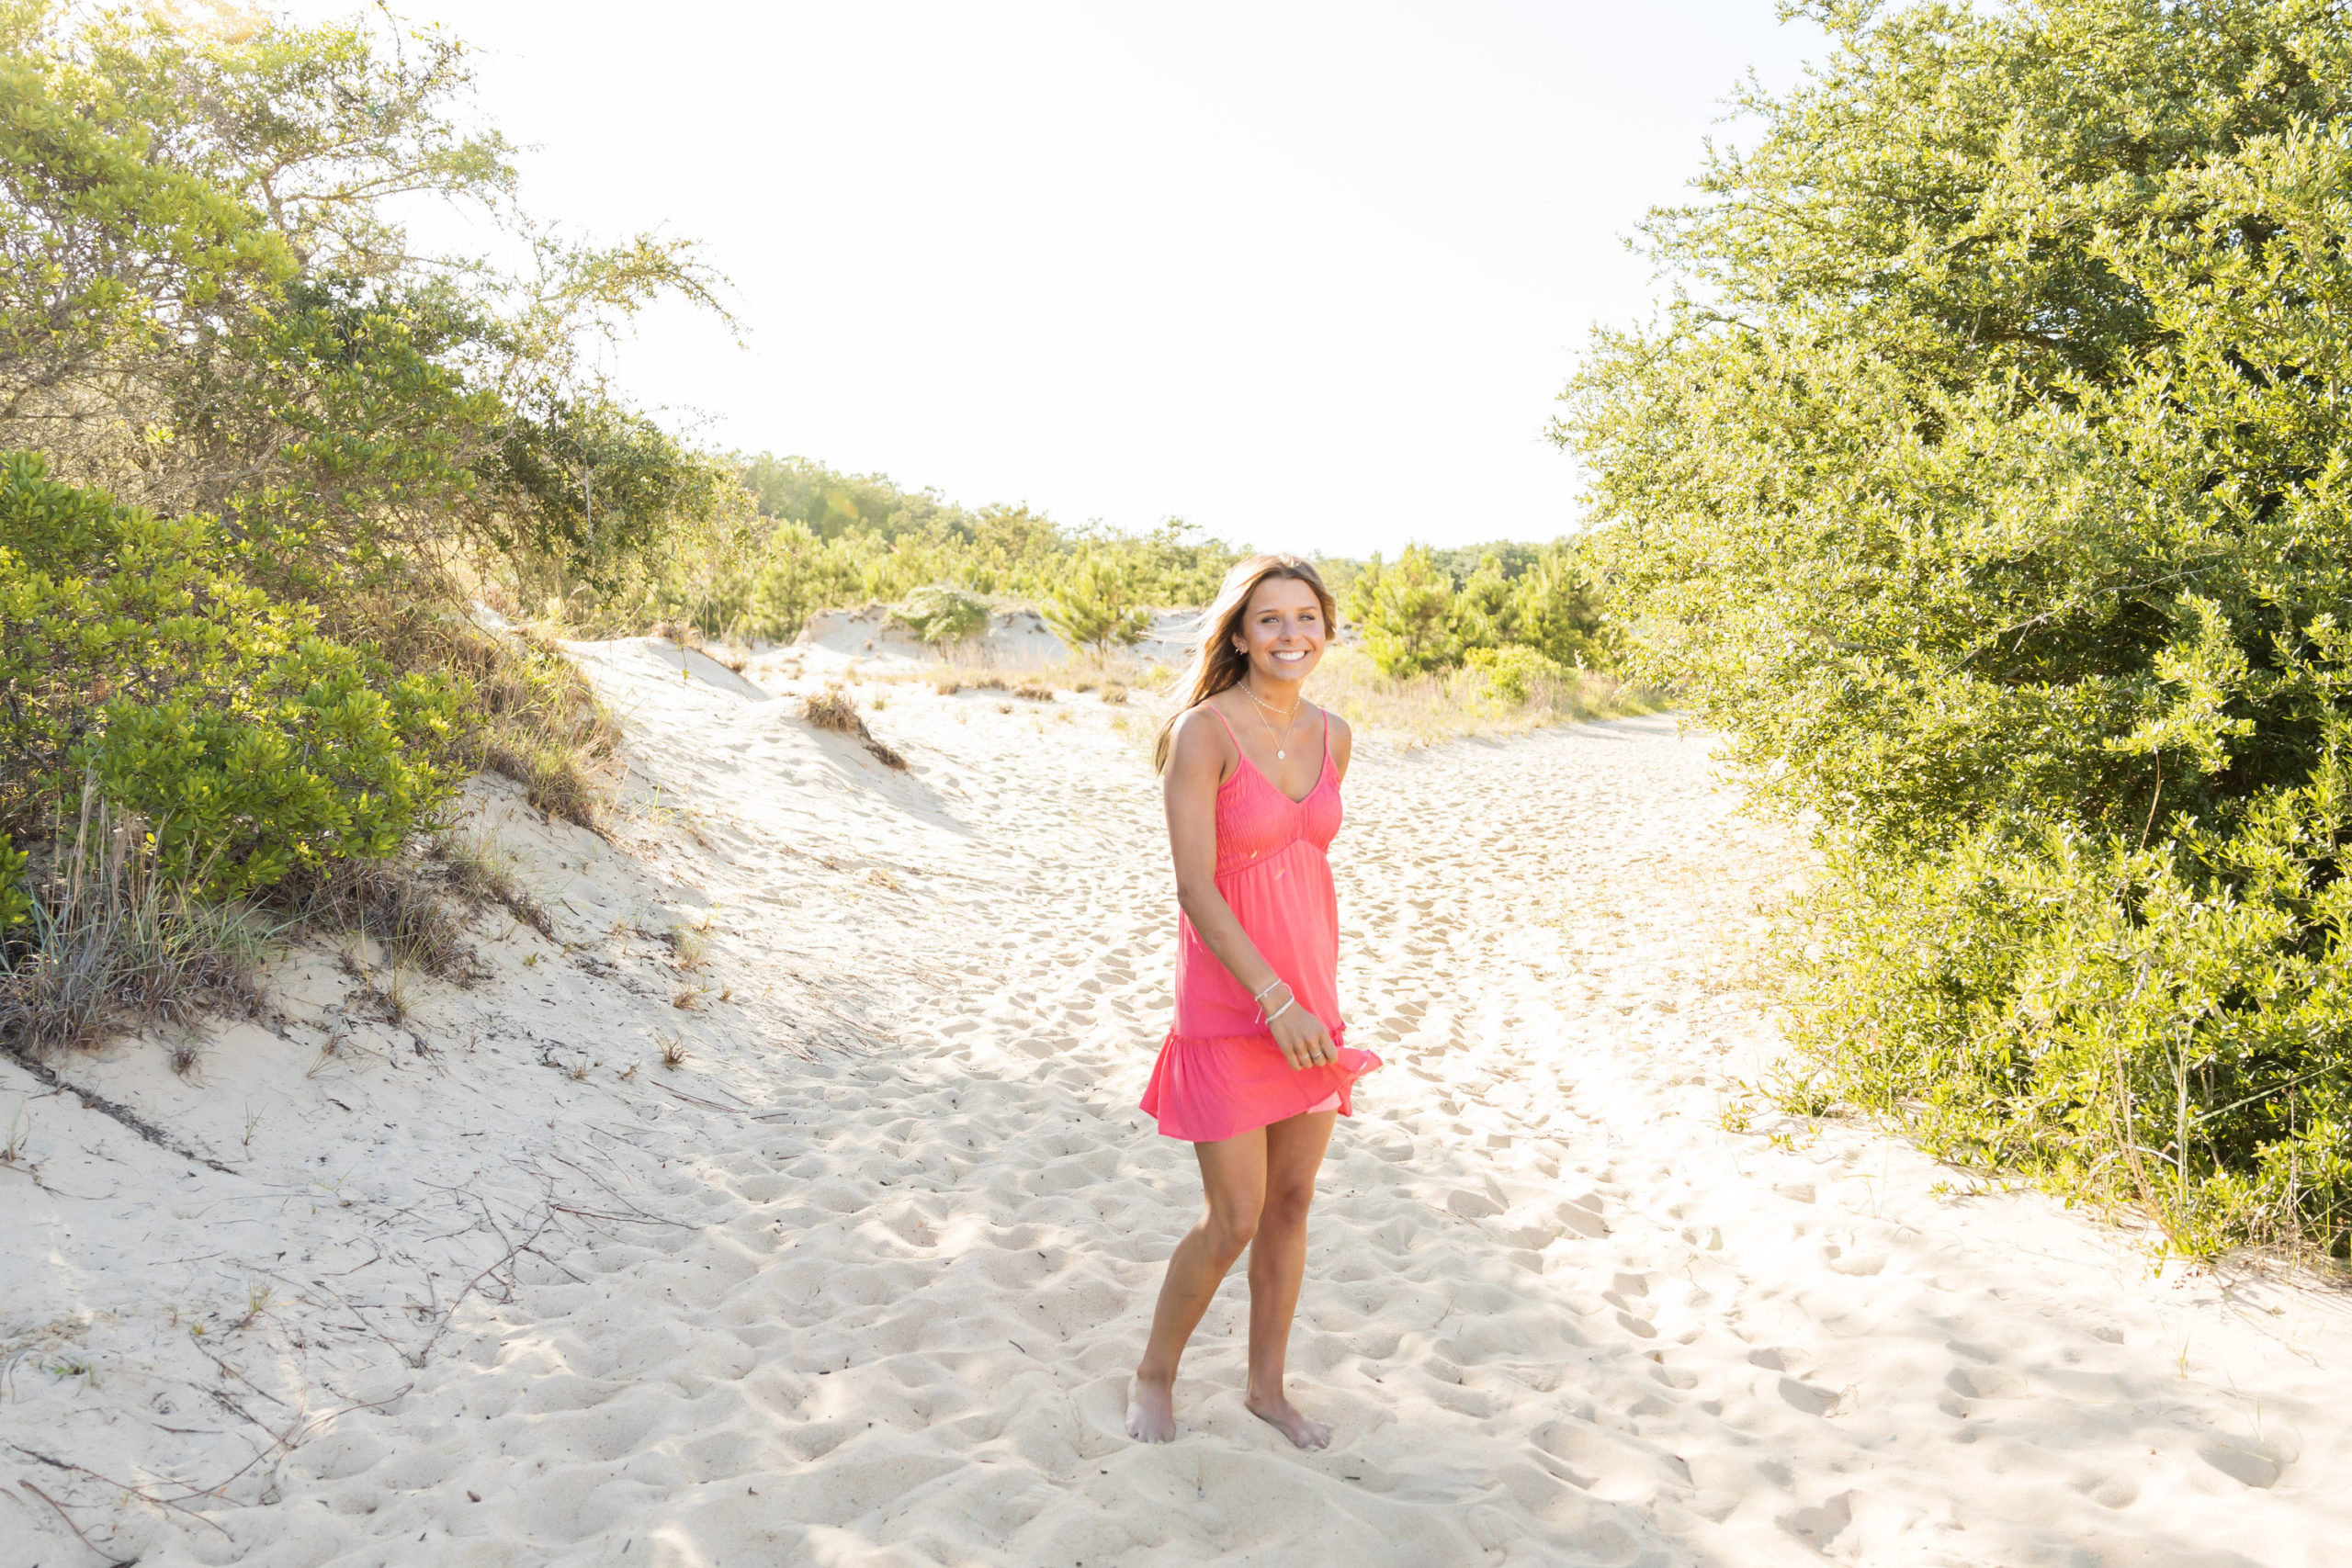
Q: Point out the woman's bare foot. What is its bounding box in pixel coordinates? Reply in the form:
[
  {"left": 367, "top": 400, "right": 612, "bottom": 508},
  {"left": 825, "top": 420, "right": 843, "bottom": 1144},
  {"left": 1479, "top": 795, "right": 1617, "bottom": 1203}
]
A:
[
  {"left": 1244, "top": 1390, "right": 1332, "bottom": 1450},
  {"left": 1126, "top": 1373, "right": 1177, "bottom": 1442}
]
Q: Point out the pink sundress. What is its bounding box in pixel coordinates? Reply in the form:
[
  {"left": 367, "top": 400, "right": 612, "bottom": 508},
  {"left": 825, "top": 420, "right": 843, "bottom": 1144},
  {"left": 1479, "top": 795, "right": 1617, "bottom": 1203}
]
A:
[{"left": 1139, "top": 704, "right": 1382, "bottom": 1142}]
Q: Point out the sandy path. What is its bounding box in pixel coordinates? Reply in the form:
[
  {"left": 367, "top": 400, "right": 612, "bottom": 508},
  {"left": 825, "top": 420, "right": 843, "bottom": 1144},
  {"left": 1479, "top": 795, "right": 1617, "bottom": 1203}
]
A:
[{"left": 6, "top": 641, "right": 2348, "bottom": 1567}]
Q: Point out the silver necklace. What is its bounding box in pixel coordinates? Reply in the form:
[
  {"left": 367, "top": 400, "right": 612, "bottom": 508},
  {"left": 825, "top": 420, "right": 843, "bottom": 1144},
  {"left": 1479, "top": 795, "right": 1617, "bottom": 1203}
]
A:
[{"left": 1242, "top": 682, "right": 1304, "bottom": 760}]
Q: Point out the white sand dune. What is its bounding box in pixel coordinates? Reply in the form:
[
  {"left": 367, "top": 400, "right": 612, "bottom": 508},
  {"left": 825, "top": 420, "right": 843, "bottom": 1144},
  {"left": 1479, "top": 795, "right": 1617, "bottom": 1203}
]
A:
[
  {"left": 4, "top": 637, "right": 2348, "bottom": 1567},
  {"left": 792, "top": 604, "right": 1200, "bottom": 671}
]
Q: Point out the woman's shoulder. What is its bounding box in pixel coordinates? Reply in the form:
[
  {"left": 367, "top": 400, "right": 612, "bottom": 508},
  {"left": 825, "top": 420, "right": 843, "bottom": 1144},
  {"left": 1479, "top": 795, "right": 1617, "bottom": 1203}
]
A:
[
  {"left": 1168, "top": 699, "right": 1241, "bottom": 760},
  {"left": 1319, "top": 705, "right": 1353, "bottom": 774}
]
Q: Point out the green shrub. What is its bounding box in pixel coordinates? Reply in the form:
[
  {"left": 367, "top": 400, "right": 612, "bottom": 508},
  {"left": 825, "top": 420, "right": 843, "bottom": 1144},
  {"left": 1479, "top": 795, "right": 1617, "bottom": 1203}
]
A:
[
  {"left": 1563, "top": 0, "right": 2352, "bottom": 1250},
  {"left": 1790, "top": 792, "right": 2352, "bottom": 1255},
  {"left": 1464, "top": 645, "right": 1568, "bottom": 705},
  {"left": 0, "top": 452, "right": 463, "bottom": 898},
  {"left": 1043, "top": 554, "right": 1150, "bottom": 662},
  {"left": 892, "top": 584, "right": 989, "bottom": 649}
]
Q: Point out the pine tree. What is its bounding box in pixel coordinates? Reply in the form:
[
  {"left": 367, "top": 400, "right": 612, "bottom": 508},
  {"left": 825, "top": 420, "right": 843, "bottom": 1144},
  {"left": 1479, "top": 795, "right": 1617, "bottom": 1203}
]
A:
[{"left": 1042, "top": 554, "right": 1150, "bottom": 662}]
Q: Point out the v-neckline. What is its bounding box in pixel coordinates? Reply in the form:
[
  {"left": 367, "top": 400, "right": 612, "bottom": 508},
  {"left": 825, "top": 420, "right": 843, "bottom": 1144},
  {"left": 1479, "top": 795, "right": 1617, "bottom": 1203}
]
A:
[{"left": 1227, "top": 706, "right": 1328, "bottom": 807}]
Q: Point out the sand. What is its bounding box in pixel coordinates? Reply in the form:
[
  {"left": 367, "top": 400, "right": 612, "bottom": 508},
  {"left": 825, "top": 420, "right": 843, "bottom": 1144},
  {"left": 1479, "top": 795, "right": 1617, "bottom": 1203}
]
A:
[
  {"left": 791, "top": 604, "right": 1200, "bottom": 671},
  {"left": 3, "top": 636, "right": 2348, "bottom": 1567}
]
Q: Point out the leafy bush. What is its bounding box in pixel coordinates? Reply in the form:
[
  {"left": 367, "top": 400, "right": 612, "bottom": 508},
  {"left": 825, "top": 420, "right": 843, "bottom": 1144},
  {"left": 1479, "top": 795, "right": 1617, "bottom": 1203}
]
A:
[
  {"left": 892, "top": 585, "right": 990, "bottom": 649},
  {"left": 0, "top": 453, "right": 463, "bottom": 898},
  {"left": 1563, "top": 0, "right": 2352, "bottom": 1251},
  {"left": 1465, "top": 646, "right": 1568, "bottom": 705},
  {"left": 1792, "top": 804, "right": 2352, "bottom": 1255}
]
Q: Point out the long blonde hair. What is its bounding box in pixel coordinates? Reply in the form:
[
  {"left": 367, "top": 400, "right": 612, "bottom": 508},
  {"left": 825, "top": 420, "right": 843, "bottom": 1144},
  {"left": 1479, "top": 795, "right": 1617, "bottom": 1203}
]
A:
[{"left": 1153, "top": 554, "right": 1338, "bottom": 773}]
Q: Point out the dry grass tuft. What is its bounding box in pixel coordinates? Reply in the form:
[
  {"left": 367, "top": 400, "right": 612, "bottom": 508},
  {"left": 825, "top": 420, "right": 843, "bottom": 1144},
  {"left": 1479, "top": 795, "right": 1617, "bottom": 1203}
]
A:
[
  {"left": 800, "top": 691, "right": 910, "bottom": 770},
  {"left": 352, "top": 601, "right": 623, "bottom": 834},
  {"left": 656, "top": 1030, "right": 689, "bottom": 1068},
  {"left": 426, "top": 831, "right": 554, "bottom": 941},
  {"left": 1010, "top": 682, "right": 1055, "bottom": 702},
  {"left": 1099, "top": 681, "right": 1130, "bottom": 705},
  {"left": 288, "top": 855, "right": 479, "bottom": 984},
  {"left": 933, "top": 675, "right": 965, "bottom": 695},
  {"left": 0, "top": 797, "right": 276, "bottom": 1058},
  {"left": 649, "top": 619, "right": 706, "bottom": 650},
  {"left": 802, "top": 688, "right": 863, "bottom": 734}
]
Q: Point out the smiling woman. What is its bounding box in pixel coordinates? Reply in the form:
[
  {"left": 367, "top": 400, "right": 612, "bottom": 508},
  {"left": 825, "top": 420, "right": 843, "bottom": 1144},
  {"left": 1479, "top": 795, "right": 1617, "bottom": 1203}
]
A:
[{"left": 1127, "top": 555, "right": 1383, "bottom": 1450}]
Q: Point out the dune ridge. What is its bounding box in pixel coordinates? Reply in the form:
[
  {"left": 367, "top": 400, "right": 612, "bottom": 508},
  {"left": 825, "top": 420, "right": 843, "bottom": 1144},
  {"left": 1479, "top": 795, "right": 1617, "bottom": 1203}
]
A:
[{"left": 2, "top": 637, "right": 2346, "bottom": 1567}]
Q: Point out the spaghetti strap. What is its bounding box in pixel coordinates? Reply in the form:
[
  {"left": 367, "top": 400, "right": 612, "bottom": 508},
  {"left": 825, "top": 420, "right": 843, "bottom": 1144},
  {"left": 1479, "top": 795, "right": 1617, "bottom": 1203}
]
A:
[{"left": 1199, "top": 703, "right": 1242, "bottom": 744}]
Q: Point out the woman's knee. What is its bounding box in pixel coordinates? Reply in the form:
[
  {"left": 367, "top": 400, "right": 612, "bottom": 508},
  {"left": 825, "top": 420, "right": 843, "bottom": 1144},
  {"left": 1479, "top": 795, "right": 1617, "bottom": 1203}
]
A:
[
  {"left": 1260, "top": 1183, "right": 1314, "bottom": 1231},
  {"left": 1202, "top": 1201, "right": 1261, "bottom": 1258}
]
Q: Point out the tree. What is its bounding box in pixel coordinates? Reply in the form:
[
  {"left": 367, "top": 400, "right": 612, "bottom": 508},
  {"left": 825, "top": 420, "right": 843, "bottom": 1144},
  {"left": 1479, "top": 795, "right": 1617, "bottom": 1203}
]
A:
[
  {"left": 1454, "top": 552, "right": 1518, "bottom": 649},
  {"left": 1559, "top": 0, "right": 2352, "bottom": 1248},
  {"left": 1356, "top": 545, "right": 1466, "bottom": 677},
  {"left": 1510, "top": 546, "right": 1610, "bottom": 669},
  {"left": 1043, "top": 554, "right": 1150, "bottom": 662},
  {"left": 0, "top": 5, "right": 729, "bottom": 592}
]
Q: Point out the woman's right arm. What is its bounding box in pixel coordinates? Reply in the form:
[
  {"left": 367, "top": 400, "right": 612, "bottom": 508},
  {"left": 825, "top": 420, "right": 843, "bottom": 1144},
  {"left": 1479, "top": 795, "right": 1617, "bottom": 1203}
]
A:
[{"left": 1164, "top": 710, "right": 1338, "bottom": 1071}]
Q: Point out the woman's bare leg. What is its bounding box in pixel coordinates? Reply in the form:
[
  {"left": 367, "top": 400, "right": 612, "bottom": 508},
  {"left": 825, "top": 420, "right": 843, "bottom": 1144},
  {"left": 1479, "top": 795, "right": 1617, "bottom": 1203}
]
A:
[
  {"left": 1127, "top": 1130, "right": 1268, "bottom": 1442},
  {"left": 1244, "top": 1108, "right": 1336, "bottom": 1449}
]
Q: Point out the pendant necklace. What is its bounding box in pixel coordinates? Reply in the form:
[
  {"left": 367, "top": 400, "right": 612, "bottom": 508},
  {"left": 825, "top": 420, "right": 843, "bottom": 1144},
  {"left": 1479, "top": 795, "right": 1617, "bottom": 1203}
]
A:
[{"left": 1244, "top": 682, "right": 1302, "bottom": 760}]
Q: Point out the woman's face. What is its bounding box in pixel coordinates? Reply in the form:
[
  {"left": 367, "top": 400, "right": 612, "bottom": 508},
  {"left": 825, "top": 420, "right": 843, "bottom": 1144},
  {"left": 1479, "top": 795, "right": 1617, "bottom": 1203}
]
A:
[{"left": 1231, "top": 576, "right": 1327, "bottom": 685}]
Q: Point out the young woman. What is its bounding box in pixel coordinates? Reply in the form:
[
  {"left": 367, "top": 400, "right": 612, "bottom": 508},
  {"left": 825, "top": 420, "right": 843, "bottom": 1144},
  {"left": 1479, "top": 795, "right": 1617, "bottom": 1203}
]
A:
[{"left": 1126, "top": 554, "right": 1381, "bottom": 1449}]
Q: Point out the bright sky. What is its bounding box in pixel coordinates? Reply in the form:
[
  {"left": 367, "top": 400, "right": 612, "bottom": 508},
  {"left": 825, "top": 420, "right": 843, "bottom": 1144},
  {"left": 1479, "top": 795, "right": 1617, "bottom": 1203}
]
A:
[{"left": 360, "top": 2, "right": 1824, "bottom": 557}]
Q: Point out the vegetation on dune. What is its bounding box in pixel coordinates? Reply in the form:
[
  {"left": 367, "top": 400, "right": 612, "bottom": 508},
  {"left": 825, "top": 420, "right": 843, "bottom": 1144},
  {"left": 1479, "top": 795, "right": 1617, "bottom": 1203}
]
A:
[
  {"left": 1043, "top": 554, "right": 1153, "bottom": 663},
  {"left": 0, "top": 1, "right": 707, "bottom": 1048},
  {"left": 1565, "top": 0, "right": 2352, "bottom": 1255},
  {"left": 889, "top": 585, "right": 991, "bottom": 653},
  {"left": 0, "top": 454, "right": 461, "bottom": 899},
  {"left": 673, "top": 481, "right": 1248, "bottom": 645},
  {"left": 1341, "top": 542, "right": 1616, "bottom": 686}
]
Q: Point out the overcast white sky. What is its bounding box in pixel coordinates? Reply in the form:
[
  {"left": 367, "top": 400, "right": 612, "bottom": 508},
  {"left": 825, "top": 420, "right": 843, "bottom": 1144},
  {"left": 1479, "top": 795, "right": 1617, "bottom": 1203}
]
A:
[{"left": 346, "top": 2, "right": 1824, "bottom": 556}]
